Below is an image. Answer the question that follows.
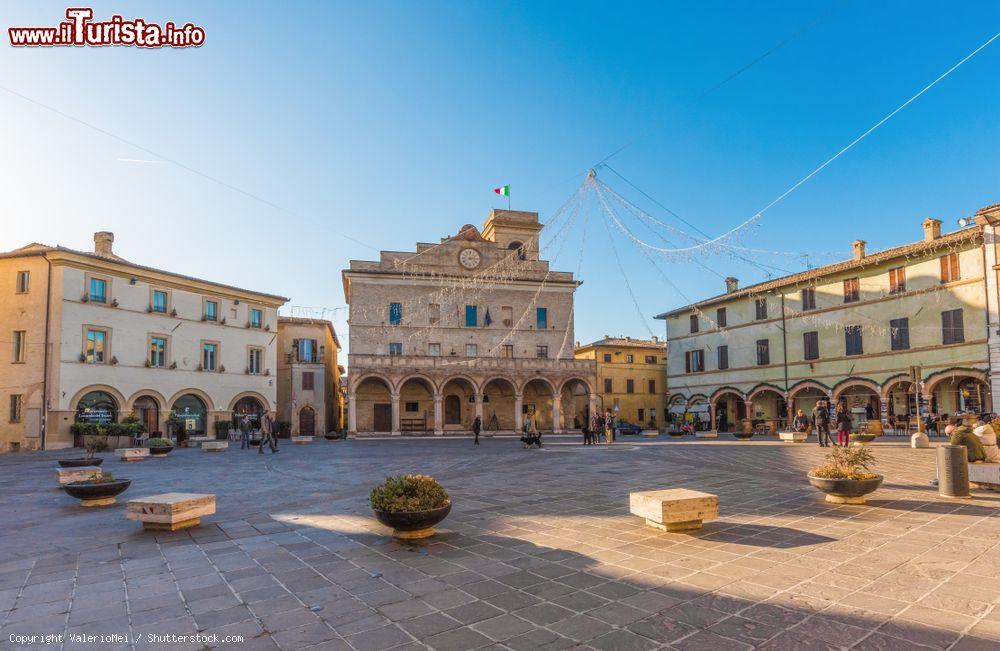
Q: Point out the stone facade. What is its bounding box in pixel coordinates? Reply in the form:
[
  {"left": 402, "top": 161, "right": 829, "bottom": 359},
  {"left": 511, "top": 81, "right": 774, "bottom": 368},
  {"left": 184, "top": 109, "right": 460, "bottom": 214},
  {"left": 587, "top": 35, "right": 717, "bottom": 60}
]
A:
[
  {"left": 0, "top": 232, "right": 286, "bottom": 451},
  {"left": 276, "top": 317, "right": 342, "bottom": 436},
  {"left": 974, "top": 203, "right": 1000, "bottom": 413},
  {"left": 657, "top": 213, "right": 991, "bottom": 433},
  {"left": 342, "top": 210, "right": 596, "bottom": 435},
  {"left": 575, "top": 336, "right": 668, "bottom": 429}
]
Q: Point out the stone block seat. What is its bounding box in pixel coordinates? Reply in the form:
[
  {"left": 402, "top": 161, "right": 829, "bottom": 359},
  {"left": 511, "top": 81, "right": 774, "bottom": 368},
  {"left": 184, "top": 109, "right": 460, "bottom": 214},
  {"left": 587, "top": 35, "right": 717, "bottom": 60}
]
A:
[
  {"left": 629, "top": 488, "right": 719, "bottom": 532},
  {"left": 695, "top": 431, "right": 718, "bottom": 439},
  {"left": 779, "top": 431, "right": 807, "bottom": 443},
  {"left": 202, "top": 441, "right": 228, "bottom": 452},
  {"left": 969, "top": 461, "right": 1000, "bottom": 490},
  {"left": 291, "top": 436, "right": 313, "bottom": 444},
  {"left": 117, "top": 448, "right": 149, "bottom": 462},
  {"left": 186, "top": 436, "right": 214, "bottom": 448},
  {"left": 126, "top": 493, "right": 216, "bottom": 531},
  {"left": 56, "top": 466, "right": 103, "bottom": 485}
]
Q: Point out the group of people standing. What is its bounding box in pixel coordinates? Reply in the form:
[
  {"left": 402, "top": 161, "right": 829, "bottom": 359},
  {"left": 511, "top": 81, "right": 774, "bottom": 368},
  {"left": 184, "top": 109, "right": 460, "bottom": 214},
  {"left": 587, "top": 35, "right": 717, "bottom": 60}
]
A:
[
  {"left": 237, "top": 411, "right": 280, "bottom": 454},
  {"left": 583, "top": 410, "right": 617, "bottom": 445},
  {"left": 791, "top": 400, "right": 856, "bottom": 447}
]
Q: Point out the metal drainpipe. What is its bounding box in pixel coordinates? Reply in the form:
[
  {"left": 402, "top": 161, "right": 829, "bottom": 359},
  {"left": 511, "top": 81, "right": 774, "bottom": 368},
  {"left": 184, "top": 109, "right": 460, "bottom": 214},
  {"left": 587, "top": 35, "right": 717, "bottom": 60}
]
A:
[{"left": 41, "top": 255, "right": 52, "bottom": 450}]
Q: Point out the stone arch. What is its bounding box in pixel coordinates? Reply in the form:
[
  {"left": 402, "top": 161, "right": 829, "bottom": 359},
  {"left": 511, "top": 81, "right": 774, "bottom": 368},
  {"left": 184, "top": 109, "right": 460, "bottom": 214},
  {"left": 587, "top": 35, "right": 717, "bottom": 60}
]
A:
[
  {"left": 831, "top": 377, "right": 880, "bottom": 401},
  {"left": 923, "top": 367, "right": 988, "bottom": 396},
  {"left": 520, "top": 376, "right": 556, "bottom": 395},
  {"left": 395, "top": 372, "right": 439, "bottom": 395},
  {"left": 69, "top": 384, "right": 127, "bottom": 415},
  {"left": 167, "top": 387, "right": 216, "bottom": 411},
  {"left": 687, "top": 394, "right": 709, "bottom": 406},
  {"left": 227, "top": 390, "right": 273, "bottom": 412},
  {"left": 481, "top": 376, "right": 518, "bottom": 394},
  {"left": 522, "top": 378, "right": 556, "bottom": 430},
  {"left": 880, "top": 373, "right": 912, "bottom": 401},
  {"left": 710, "top": 388, "right": 746, "bottom": 432},
  {"left": 558, "top": 377, "right": 592, "bottom": 430},
  {"left": 439, "top": 373, "right": 480, "bottom": 395},
  {"left": 350, "top": 373, "right": 393, "bottom": 395},
  {"left": 398, "top": 376, "right": 435, "bottom": 432},
  {"left": 746, "top": 383, "right": 785, "bottom": 404},
  {"left": 710, "top": 386, "right": 745, "bottom": 403},
  {"left": 558, "top": 376, "right": 593, "bottom": 396},
  {"left": 353, "top": 375, "right": 393, "bottom": 433},
  {"left": 481, "top": 377, "right": 518, "bottom": 432},
  {"left": 125, "top": 389, "right": 167, "bottom": 411},
  {"left": 924, "top": 368, "right": 990, "bottom": 414},
  {"left": 787, "top": 380, "right": 830, "bottom": 399}
]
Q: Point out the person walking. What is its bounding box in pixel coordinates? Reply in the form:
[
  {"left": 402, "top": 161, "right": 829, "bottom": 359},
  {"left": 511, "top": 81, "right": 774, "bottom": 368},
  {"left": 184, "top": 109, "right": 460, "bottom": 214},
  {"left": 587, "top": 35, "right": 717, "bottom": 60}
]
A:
[
  {"left": 258, "top": 410, "right": 279, "bottom": 454},
  {"left": 604, "top": 410, "right": 614, "bottom": 444},
  {"left": 239, "top": 415, "right": 251, "bottom": 450},
  {"left": 835, "top": 403, "right": 853, "bottom": 447},
  {"left": 472, "top": 415, "right": 482, "bottom": 446},
  {"left": 591, "top": 412, "right": 604, "bottom": 446},
  {"left": 811, "top": 400, "right": 832, "bottom": 447},
  {"left": 582, "top": 415, "right": 591, "bottom": 445}
]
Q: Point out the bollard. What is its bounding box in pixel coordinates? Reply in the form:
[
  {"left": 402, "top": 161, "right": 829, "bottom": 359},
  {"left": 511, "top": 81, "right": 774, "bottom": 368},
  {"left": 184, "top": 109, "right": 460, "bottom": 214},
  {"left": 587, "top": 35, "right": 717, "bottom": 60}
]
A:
[{"left": 937, "top": 444, "right": 971, "bottom": 499}]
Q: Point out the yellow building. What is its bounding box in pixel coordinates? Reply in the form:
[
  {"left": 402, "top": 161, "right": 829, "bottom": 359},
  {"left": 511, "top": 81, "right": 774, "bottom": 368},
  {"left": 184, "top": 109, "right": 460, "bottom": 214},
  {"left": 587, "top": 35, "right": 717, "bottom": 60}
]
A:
[
  {"left": 657, "top": 213, "right": 990, "bottom": 436},
  {"left": 575, "top": 336, "right": 668, "bottom": 429},
  {"left": 276, "top": 317, "right": 343, "bottom": 436}
]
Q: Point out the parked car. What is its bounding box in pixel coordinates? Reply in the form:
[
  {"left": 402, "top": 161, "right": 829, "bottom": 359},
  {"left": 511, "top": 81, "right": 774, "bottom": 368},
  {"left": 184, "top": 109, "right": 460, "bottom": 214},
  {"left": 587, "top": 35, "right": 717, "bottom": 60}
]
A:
[{"left": 614, "top": 420, "right": 643, "bottom": 436}]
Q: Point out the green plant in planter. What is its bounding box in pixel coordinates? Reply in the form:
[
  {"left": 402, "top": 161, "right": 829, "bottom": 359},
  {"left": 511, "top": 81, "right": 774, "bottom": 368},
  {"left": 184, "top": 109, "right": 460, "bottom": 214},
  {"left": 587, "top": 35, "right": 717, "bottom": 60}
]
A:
[
  {"left": 84, "top": 435, "right": 110, "bottom": 459},
  {"left": 810, "top": 446, "right": 877, "bottom": 480},
  {"left": 213, "top": 420, "right": 231, "bottom": 439},
  {"left": 146, "top": 437, "right": 173, "bottom": 448},
  {"left": 370, "top": 475, "right": 449, "bottom": 512},
  {"left": 82, "top": 471, "right": 115, "bottom": 484},
  {"left": 70, "top": 422, "right": 102, "bottom": 438},
  {"left": 165, "top": 414, "right": 182, "bottom": 438}
]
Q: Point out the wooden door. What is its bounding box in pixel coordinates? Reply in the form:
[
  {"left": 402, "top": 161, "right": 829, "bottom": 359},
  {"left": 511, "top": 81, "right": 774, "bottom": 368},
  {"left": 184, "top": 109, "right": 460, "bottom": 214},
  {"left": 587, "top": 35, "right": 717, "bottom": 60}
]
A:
[
  {"left": 373, "top": 404, "right": 391, "bottom": 432},
  {"left": 299, "top": 407, "right": 315, "bottom": 436},
  {"left": 444, "top": 395, "right": 461, "bottom": 425}
]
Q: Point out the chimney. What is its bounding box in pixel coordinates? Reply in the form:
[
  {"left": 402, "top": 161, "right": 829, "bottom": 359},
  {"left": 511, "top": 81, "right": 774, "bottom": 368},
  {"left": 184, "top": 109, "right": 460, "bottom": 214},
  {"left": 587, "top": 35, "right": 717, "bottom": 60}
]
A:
[
  {"left": 94, "top": 231, "right": 114, "bottom": 257},
  {"left": 923, "top": 218, "right": 942, "bottom": 242},
  {"left": 725, "top": 277, "right": 739, "bottom": 293},
  {"left": 651, "top": 335, "right": 658, "bottom": 343},
  {"left": 852, "top": 239, "right": 866, "bottom": 260}
]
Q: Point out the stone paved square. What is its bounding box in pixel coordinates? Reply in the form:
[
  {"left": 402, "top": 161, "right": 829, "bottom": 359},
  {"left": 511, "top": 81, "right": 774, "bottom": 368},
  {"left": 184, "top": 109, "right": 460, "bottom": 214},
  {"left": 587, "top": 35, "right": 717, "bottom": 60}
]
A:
[{"left": 1, "top": 436, "right": 999, "bottom": 650}]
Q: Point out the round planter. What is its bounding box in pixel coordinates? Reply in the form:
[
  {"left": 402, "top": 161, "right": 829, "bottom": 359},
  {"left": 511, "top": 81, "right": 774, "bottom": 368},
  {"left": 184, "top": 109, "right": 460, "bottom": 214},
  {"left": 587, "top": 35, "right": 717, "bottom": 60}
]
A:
[
  {"left": 668, "top": 431, "right": 684, "bottom": 438},
  {"left": 58, "top": 457, "right": 104, "bottom": 468},
  {"left": 807, "top": 475, "right": 883, "bottom": 504},
  {"left": 732, "top": 432, "right": 754, "bottom": 440},
  {"left": 62, "top": 478, "right": 131, "bottom": 507},
  {"left": 372, "top": 502, "right": 452, "bottom": 540},
  {"left": 850, "top": 434, "right": 876, "bottom": 447},
  {"left": 148, "top": 445, "right": 173, "bottom": 457}
]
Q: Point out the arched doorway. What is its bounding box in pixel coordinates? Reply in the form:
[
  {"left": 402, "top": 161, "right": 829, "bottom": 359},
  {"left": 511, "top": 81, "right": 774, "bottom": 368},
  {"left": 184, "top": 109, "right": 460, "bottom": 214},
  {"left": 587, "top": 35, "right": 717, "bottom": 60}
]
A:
[
  {"left": 559, "top": 379, "right": 591, "bottom": 431},
  {"left": 75, "top": 390, "right": 118, "bottom": 425},
  {"left": 747, "top": 388, "right": 787, "bottom": 433},
  {"left": 233, "top": 396, "right": 265, "bottom": 429},
  {"left": 930, "top": 376, "right": 990, "bottom": 416},
  {"left": 523, "top": 378, "right": 555, "bottom": 430},
  {"left": 399, "top": 376, "right": 434, "bottom": 433},
  {"left": 835, "top": 383, "right": 881, "bottom": 427},
  {"left": 441, "top": 377, "right": 475, "bottom": 430},
  {"left": 790, "top": 387, "right": 827, "bottom": 421},
  {"left": 667, "top": 395, "right": 687, "bottom": 431},
  {"left": 133, "top": 395, "right": 160, "bottom": 435},
  {"left": 355, "top": 376, "right": 392, "bottom": 432},
  {"left": 171, "top": 394, "right": 207, "bottom": 442},
  {"left": 711, "top": 391, "right": 745, "bottom": 432},
  {"left": 299, "top": 406, "right": 315, "bottom": 437},
  {"left": 687, "top": 397, "right": 710, "bottom": 431},
  {"left": 482, "top": 378, "right": 517, "bottom": 431}
]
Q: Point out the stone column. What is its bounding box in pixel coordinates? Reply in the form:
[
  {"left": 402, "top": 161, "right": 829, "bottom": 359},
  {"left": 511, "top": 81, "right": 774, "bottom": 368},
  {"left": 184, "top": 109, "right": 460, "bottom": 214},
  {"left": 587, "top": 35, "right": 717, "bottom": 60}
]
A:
[
  {"left": 710, "top": 402, "right": 717, "bottom": 431},
  {"left": 589, "top": 394, "right": 598, "bottom": 425},
  {"left": 390, "top": 392, "right": 401, "bottom": 436},
  {"left": 552, "top": 398, "right": 561, "bottom": 433},
  {"left": 433, "top": 393, "right": 443, "bottom": 436},
  {"left": 514, "top": 394, "right": 523, "bottom": 433},
  {"left": 475, "top": 393, "right": 484, "bottom": 422},
  {"left": 348, "top": 394, "right": 357, "bottom": 435}
]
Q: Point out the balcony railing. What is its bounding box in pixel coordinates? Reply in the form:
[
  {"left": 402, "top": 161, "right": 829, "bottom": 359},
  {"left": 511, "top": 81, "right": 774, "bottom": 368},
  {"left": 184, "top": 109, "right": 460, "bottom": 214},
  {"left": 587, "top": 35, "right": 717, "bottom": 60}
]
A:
[{"left": 349, "top": 353, "right": 595, "bottom": 373}]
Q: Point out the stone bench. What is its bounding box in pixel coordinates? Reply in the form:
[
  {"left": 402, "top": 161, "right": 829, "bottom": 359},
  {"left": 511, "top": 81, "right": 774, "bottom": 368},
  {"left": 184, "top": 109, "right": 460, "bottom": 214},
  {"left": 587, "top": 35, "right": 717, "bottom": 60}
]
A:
[
  {"left": 291, "top": 436, "right": 314, "bottom": 444},
  {"left": 56, "top": 466, "right": 103, "bottom": 485},
  {"left": 779, "top": 431, "right": 807, "bottom": 443},
  {"left": 202, "top": 441, "right": 228, "bottom": 452},
  {"left": 970, "top": 462, "right": 1000, "bottom": 490},
  {"left": 695, "top": 431, "right": 718, "bottom": 439},
  {"left": 187, "top": 436, "right": 214, "bottom": 448},
  {"left": 630, "top": 489, "right": 719, "bottom": 532},
  {"left": 117, "top": 448, "right": 149, "bottom": 462},
  {"left": 126, "top": 493, "right": 216, "bottom": 531}
]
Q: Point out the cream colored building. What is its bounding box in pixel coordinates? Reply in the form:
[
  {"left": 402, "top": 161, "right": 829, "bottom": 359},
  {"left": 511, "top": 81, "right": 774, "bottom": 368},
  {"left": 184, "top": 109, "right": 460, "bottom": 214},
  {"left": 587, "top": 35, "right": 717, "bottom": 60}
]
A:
[
  {"left": 574, "top": 336, "right": 668, "bottom": 429},
  {"left": 0, "top": 232, "right": 286, "bottom": 451},
  {"left": 276, "top": 317, "right": 342, "bottom": 436},
  {"left": 657, "top": 214, "right": 990, "bottom": 432},
  {"left": 342, "top": 210, "right": 596, "bottom": 436}
]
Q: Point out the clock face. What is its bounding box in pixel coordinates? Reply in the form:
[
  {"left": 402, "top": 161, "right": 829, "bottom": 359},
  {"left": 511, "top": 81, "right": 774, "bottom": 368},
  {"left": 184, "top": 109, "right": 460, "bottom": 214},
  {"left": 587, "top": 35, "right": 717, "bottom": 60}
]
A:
[{"left": 459, "top": 248, "right": 481, "bottom": 269}]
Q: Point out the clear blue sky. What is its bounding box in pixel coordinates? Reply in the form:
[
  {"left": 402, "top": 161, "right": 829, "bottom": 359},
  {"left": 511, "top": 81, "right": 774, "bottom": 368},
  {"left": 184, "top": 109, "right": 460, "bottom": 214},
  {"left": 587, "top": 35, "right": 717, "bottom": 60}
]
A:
[{"left": 3, "top": 1, "right": 999, "bottom": 355}]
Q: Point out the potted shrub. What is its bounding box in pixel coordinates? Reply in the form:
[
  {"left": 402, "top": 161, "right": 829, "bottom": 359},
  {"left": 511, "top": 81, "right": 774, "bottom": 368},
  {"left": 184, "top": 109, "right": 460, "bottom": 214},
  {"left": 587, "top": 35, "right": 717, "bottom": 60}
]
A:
[
  {"left": 808, "top": 447, "right": 883, "bottom": 504},
  {"left": 146, "top": 437, "right": 174, "bottom": 457},
  {"left": 213, "top": 420, "right": 232, "bottom": 440},
  {"left": 370, "top": 474, "right": 452, "bottom": 540},
  {"left": 732, "top": 429, "right": 754, "bottom": 440},
  {"left": 62, "top": 471, "right": 131, "bottom": 507},
  {"left": 324, "top": 430, "right": 340, "bottom": 441},
  {"left": 59, "top": 433, "right": 109, "bottom": 467},
  {"left": 850, "top": 432, "right": 876, "bottom": 446}
]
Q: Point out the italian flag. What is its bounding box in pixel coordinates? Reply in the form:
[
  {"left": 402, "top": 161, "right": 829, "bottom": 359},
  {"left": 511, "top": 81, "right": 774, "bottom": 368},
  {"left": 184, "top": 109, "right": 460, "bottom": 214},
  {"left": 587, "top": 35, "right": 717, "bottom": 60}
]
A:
[{"left": 494, "top": 184, "right": 510, "bottom": 196}]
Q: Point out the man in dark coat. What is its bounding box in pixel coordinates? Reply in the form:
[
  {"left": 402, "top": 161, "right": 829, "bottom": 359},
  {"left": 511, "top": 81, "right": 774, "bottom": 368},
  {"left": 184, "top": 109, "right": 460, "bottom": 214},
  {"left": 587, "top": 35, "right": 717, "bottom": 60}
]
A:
[
  {"left": 811, "top": 400, "right": 832, "bottom": 448},
  {"left": 258, "top": 411, "right": 279, "bottom": 454},
  {"left": 472, "top": 415, "right": 482, "bottom": 445}
]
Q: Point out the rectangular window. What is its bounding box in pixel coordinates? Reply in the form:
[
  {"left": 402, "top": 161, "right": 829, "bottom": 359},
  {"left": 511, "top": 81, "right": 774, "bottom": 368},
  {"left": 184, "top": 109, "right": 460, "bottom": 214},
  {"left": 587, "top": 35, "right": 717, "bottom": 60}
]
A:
[
  {"left": 296, "top": 338, "right": 317, "bottom": 362},
  {"left": 645, "top": 355, "right": 656, "bottom": 364},
  {"left": 649, "top": 408, "right": 656, "bottom": 423},
  {"left": 717, "top": 345, "right": 729, "bottom": 370},
  {"left": 889, "top": 267, "right": 906, "bottom": 294},
  {"left": 466, "top": 343, "right": 478, "bottom": 357},
  {"left": 204, "top": 300, "right": 218, "bottom": 322},
  {"left": 428, "top": 343, "right": 441, "bottom": 357},
  {"left": 801, "top": 287, "right": 816, "bottom": 311},
  {"left": 940, "top": 253, "right": 961, "bottom": 283},
  {"left": 756, "top": 339, "right": 770, "bottom": 366},
  {"left": 648, "top": 379, "right": 656, "bottom": 394},
  {"left": 12, "top": 331, "right": 26, "bottom": 363},
  {"left": 536, "top": 345, "right": 548, "bottom": 359},
  {"left": 149, "top": 336, "right": 167, "bottom": 368},
  {"left": 942, "top": 309, "right": 965, "bottom": 345},
  {"left": 15, "top": 271, "right": 29, "bottom": 294},
  {"left": 465, "top": 305, "right": 477, "bottom": 327},
  {"left": 389, "top": 342, "right": 402, "bottom": 356},
  {"left": 638, "top": 408, "right": 645, "bottom": 422},
  {"left": 536, "top": 307, "right": 548, "bottom": 329},
  {"left": 301, "top": 371, "right": 315, "bottom": 390},
  {"left": 803, "top": 331, "right": 819, "bottom": 361},
  {"left": 405, "top": 402, "right": 419, "bottom": 412},
  {"left": 845, "top": 325, "right": 863, "bottom": 356},
  {"left": 685, "top": 349, "right": 704, "bottom": 373},
  {"left": 501, "top": 306, "right": 513, "bottom": 327},
  {"left": 428, "top": 303, "right": 440, "bottom": 325},
  {"left": 626, "top": 379, "right": 634, "bottom": 394},
  {"left": 89, "top": 277, "right": 107, "bottom": 303},
  {"left": 625, "top": 354, "right": 634, "bottom": 363},
  {"left": 9, "top": 395, "right": 22, "bottom": 423},
  {"left": 689, "top": 314, "right": 699, "bottom": 333},
  {"left": 890, "top": 318, "right": 910, "bottom": 351},
  {"left": 202, "top": 342, "right": 218, "bottom": 370},
  {"left": 248, "top": 347, "right": 263, "bottom": 375},
  {"left": 716, "top": 307, "right": 727, "bottom": 328},
  {"left": 843, "top": 277, "right": 860, "bottom": 303},
  {"left": 603, "top": 353, "right": 612, "bottom": 362},
  {"left": 501, "top": 344, "right": 513, "bottom": 359},
  {"left": 151, "top": 290, "right": 168, "bottom": 313},
  {"left": 755, "top": 298, "right": 767, "bottom": 320},
  {"left": 85, "top": 329, "right": 107, "bottom": 364},
  {"left": 604, "top": 378, "right": 613, "bottom": 393},
  {"left": 249, "top": 308, "right": 263, "bottom": 328},
  {"left": 389, "top": 302, "right": 402, "bottom": 325}
]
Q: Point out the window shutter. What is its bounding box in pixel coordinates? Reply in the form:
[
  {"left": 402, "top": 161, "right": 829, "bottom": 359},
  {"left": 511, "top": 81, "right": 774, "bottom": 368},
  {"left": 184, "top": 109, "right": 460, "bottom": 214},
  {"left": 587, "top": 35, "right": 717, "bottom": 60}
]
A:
[{"left": 685, "top": 352, "right": 691, "bottom": 374}]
